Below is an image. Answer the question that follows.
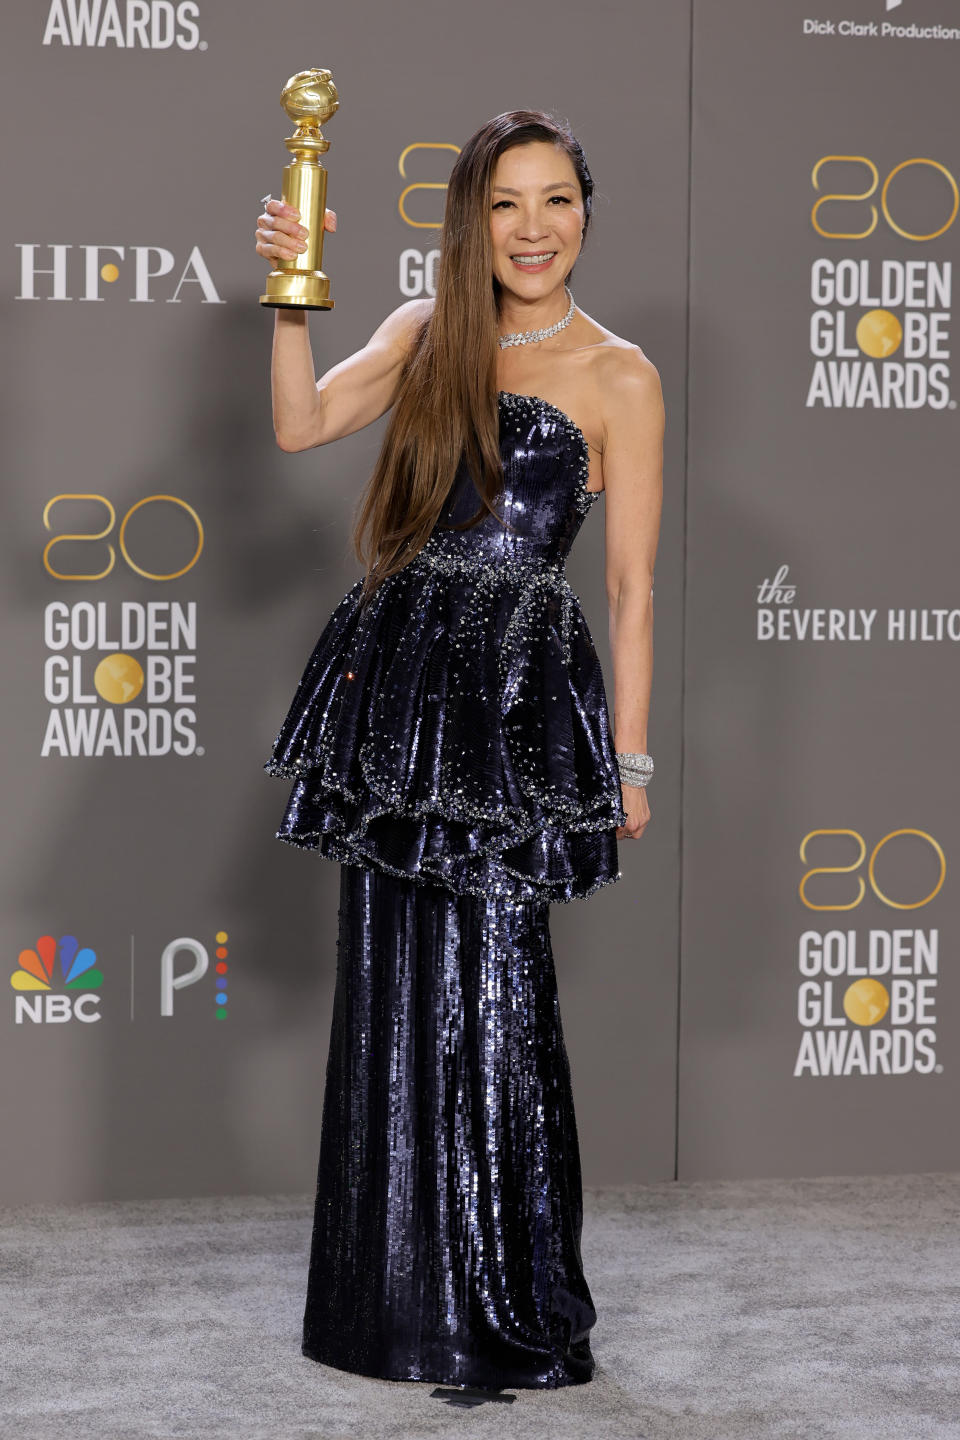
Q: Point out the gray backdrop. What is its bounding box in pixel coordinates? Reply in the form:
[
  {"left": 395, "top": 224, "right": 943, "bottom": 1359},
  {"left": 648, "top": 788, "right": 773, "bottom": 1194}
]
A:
[
  {"left": 1, "top": 0, "right": 955, "bottom": 1205},
  {"left": 680, "top": 0, "right": 959, "bottom": 1179}
]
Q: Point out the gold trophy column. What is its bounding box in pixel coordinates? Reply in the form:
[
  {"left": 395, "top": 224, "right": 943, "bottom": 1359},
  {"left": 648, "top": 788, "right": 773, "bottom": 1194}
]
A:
[{"left": 260, "top": 68, "right": 339, "bottom": 310}]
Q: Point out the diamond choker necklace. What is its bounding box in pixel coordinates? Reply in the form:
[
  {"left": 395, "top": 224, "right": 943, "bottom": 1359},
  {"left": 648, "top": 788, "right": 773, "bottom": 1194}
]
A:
[{"left": 498, "top": 286, "right": 575, "bottom": 349}]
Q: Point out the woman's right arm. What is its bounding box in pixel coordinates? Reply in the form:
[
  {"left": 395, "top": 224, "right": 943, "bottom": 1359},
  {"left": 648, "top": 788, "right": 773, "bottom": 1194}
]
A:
[{"left": 256, "top": 198, "right": 433, "bottom": 452}]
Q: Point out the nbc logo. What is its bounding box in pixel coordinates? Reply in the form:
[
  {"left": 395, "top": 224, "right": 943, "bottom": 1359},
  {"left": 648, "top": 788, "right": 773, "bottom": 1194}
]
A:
[{"left": 11, "top": 933, "right": 103, "bottom": 1023}]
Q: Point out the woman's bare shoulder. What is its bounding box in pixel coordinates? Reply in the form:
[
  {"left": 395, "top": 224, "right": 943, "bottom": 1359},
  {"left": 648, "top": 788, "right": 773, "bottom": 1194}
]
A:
[
  {"left": 573, "top": 317, "right": 662, "bottom": 435},
  {"left": 577, "top": 313, "right": 659, "bottom": 383},
  {"left": 374, "top": 296, "right": 435, "bottom": 356}
]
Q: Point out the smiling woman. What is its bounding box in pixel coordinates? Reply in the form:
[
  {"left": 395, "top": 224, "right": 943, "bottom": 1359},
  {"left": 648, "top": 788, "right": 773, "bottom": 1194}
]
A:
[{"left": 256, "top": 108, "right": 664, "bottom": 1393}]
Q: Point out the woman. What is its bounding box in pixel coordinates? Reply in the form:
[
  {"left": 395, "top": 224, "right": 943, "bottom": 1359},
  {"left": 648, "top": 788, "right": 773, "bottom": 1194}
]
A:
[{"left": 257, "top": 109, "right": 663, "bottom": 1391}]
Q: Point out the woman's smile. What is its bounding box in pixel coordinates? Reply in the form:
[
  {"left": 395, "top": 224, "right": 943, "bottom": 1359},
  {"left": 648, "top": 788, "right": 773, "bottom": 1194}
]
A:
[{"left": 510, "top": 251, "right": 557, "bottom": 272}]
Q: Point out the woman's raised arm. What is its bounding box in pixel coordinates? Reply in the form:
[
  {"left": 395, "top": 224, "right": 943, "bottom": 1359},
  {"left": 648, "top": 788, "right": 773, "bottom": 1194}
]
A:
[{"left": 256, "top": 197, "right": 433, "bottom": 452}]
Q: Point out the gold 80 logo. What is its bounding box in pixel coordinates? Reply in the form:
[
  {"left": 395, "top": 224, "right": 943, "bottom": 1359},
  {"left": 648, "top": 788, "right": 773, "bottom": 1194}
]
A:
[
  {"left": 807, "top": 157, "right": 955, "bottom": 409},
  {"left": 811, "top": 155, "right": 960, "bottom": 241},
  {"left": 43, "top": 494, "right": 204, "bottom": 581},
  {"left": 799, "top": 828, "right": 946, "bottom": 910},
  {"left": 397, "top": 142, "right": 460, "bottom": 298}
]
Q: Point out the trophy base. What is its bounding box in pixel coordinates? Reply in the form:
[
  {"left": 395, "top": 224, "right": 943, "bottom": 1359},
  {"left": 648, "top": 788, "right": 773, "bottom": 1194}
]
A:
[{"left": 259, "top": 269, "right": 334, "bottom": 310}]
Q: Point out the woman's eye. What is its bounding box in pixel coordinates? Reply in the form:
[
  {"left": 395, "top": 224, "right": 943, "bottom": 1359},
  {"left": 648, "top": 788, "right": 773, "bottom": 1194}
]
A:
[{"left": 492, "top": 196, "right": 571, "bottom": 211}]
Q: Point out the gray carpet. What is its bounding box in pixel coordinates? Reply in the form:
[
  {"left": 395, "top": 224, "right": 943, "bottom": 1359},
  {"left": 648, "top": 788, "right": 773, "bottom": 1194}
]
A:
[{"left": 2, "top": 1171, "right": 957, "bottom": 1440}]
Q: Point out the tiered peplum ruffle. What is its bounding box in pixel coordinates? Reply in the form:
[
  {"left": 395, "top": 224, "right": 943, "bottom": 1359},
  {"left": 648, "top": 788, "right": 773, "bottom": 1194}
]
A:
[{"left": 264, "top": 540, "right": 626, "bottom": 905}]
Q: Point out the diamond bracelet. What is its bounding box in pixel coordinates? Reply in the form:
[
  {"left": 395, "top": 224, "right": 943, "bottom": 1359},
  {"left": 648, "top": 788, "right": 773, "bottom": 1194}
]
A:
[{"left": 616, "top": 751, "right": 654, "bottom": 787}]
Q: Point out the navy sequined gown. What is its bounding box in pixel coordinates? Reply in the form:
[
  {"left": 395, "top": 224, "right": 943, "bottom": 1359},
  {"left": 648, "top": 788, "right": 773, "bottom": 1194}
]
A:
[{"left": 264, "top": 390, "right": 626, "bottom": 1390}]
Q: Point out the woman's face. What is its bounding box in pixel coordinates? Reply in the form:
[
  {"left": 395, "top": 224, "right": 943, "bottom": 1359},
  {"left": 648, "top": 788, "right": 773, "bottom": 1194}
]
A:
[{"left": 489, "top": 141, "right": 585, "bottom": 301}]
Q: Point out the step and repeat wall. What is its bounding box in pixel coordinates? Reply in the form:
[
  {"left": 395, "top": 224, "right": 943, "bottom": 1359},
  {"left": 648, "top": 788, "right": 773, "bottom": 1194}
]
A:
[
  {"left": 679, "top": 0, "right": 959, "bottom": 1179},
  {"left": 1, "top": 0, "right": 956, "bottom": 1204}
]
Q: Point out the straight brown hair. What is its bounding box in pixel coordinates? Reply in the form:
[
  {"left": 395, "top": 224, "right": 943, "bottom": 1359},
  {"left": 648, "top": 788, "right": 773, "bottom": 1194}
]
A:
[{"left": 352, "top": 109, "right": 594, "bottom": 603}]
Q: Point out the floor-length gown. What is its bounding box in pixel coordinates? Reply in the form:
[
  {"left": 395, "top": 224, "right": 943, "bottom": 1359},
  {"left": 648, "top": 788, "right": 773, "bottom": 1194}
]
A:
[{"left": 264, "top": 390, "right": 626, "bottom": 1389}]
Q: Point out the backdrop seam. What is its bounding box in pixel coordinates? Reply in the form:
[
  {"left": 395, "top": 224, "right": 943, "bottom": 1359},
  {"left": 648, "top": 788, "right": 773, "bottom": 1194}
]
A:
[{"left": 674, "top": 0, "right": 696, "bottom": 1185}]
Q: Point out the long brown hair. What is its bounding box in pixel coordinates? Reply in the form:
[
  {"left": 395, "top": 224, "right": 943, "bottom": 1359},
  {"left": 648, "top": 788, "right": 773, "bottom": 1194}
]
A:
[{"left": 352, "top": 109, "right": 594, "bottom": 602}]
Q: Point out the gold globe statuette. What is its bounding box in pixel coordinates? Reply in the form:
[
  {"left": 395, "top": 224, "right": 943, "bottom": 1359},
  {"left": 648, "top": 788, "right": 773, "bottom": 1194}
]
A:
[{"left": 260, "top": 68, "right": 339, "bottom": 310}]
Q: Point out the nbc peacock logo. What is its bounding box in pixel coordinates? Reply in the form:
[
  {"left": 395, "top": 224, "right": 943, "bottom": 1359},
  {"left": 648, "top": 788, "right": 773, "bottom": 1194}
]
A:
[{"left": 10, "top": 933, "right": 104, "bottom": 1024}]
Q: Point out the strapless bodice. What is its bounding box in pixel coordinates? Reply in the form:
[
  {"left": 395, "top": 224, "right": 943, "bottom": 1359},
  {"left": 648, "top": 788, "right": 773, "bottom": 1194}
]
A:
[{"left": 421, "top": 390, "right": 600, "bottom": 571}]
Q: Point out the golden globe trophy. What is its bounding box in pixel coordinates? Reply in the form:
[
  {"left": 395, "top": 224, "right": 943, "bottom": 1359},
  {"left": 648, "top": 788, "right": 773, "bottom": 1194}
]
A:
[{"left": 260, "top": 68, "right": 339, "bottom": 310}]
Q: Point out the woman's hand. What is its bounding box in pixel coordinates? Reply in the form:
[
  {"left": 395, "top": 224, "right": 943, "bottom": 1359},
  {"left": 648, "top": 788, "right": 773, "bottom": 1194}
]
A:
[
  {"left": 616, "top": 782, "right": 650, "bottom": 840},
  {"left": 256, "top": 197, "right": 337, "bottom": 264}
]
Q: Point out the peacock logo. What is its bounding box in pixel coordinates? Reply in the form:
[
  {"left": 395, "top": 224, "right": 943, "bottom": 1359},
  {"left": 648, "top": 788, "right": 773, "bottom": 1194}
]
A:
[{"left": 10, "top": 934, "right": 104, "bottom": 1024}]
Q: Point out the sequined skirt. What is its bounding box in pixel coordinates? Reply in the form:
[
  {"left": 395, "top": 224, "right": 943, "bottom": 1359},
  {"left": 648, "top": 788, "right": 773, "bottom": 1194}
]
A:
[{"left": 301, "top": 859, "right": 598, "bottom": 1389}]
